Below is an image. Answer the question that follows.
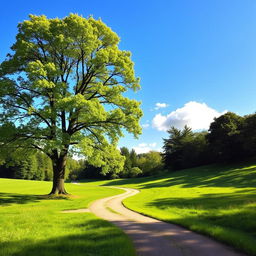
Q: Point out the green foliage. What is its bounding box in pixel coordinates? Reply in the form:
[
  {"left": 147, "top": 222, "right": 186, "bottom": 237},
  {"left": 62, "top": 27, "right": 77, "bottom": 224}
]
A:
[
  {"left": 119, "top": 147, "right": 133, "bottom": 177},
  {"left": 119, "top": 147, "right": 163, "bottom": 178},
  {"left": 76, "top": 163, "right": 103, "bottom": 180},
  {"left": 129, "top": 149, "right": 137, "bottom": 167},
  {"left": 0, "top": 14, "right": 142, "bottom": 178},
  {"left": 66, "top": 159, "right": 85, "bottom": 180},
  {"left": 15, "top": 155, "right": 37, "bottom": 180},
  {"left": 240, "top": 113, "right": 256, "bottom": 157},
  {"left": 129, "top": 167, "right": 143, "bottom": 178},
  {"left": 207, "top": 112, "right": 244, "bottom": 161},
  {"left": 137, "top": 151, "right": 163, "bottom": 175},
  {"left": 0, "top": 151, "right": 53, "bottom": 181},
  {"left": 36, "top": 153, "right": 53, "bottom": 180},
  {"left": 75, "top": 148, "right": 163, "bottom": 179},
  {"left": 163, "top": 126, "right": 210, "bottom": 170}
]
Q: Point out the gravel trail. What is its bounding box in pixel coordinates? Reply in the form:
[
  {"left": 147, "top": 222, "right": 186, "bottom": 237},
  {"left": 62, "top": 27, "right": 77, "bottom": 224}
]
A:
[{"left": 89, "top": 187, "right": 247, "bottom": 256}]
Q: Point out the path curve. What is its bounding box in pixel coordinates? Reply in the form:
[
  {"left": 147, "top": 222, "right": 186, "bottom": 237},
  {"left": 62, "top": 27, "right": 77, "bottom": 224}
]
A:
[{"left": 89, "top": 186, "right": 247, "bottom": 256}]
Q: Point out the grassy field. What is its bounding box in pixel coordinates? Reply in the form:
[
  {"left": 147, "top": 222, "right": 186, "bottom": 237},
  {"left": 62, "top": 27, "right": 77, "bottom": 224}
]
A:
[
  {"left": 97, "top": 162, "right": 256, "bottom": 255},
  {"left": 1, "top": 163, "right": 256, "bottom": 256},
  {"left": 0, "top": 179, "right": 136, "bottom": 256}
]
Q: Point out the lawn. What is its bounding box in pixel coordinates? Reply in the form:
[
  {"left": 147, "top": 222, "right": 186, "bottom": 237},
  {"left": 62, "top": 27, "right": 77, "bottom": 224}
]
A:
[
  {"left": 2, "top": 163, "right": 256, "bottom": 256},
  {"left": 98, "top": 162, "right": 256, "bottom": 255},
  {"left": 0, "top": 179, "right": 136, "bottom": 256}
]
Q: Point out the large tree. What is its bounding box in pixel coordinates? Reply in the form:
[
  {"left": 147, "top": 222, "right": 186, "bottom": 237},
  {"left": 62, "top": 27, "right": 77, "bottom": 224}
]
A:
[{"left": 0, "top": 14, "right": 142, "bottom": 194}]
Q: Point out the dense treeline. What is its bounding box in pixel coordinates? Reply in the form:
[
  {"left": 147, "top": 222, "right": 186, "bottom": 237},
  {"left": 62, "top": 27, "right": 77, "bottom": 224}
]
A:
[
  {"left": 162, "top": 126, "right": 210, "bottom": 170},
  {"left": 0, "top": 148, "right": 163, "bottom": 180},
  {"left": 68, "top": 149, "right": 163, "bottom": 180},
  {"left": 162, "top": 112, "right": 256, "bottom": 170},
  {"left": 0, "top": 152, "right": 53, "bottom": 180},
  {"left": 0, "top": 152, "right": 86, "bottom": 181}
]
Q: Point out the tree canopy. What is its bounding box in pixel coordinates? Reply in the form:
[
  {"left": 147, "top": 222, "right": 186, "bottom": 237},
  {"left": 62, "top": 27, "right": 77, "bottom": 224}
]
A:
[
  {"left": 207, "top": 112, "right": 244, "bottom": 161},
  {"left": 0, "top": 14, "right": 142, "bottom": 194}
]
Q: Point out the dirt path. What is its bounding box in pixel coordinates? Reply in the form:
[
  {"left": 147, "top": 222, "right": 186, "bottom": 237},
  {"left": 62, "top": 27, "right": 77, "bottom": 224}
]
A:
[{"left": 89, "top": 186, "right": 247, "bottom": 256}]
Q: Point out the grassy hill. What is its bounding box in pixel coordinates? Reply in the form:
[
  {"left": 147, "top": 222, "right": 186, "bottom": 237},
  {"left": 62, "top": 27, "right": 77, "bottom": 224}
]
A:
[
  {"left": 98, "top": 162, "right": 256, "bottom": 255},
  {"left": 0, "top": 179, "right": 135, "bottom": 256}
]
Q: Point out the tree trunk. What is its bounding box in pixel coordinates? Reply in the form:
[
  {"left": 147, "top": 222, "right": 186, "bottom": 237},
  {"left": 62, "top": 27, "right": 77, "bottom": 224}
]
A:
[{"left": 49, "top": 154, "right": 68, "bottom": 195}]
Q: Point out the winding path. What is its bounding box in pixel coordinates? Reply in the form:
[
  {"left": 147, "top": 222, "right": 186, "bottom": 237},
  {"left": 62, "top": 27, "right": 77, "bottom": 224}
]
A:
[{"left": 89, "top": 187, "right": 247, "bottom": 256}]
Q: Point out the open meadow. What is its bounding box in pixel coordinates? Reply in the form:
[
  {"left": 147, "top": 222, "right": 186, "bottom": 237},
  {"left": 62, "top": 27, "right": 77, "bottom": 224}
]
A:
[
  {"left": 1, "top": 162, "right": 256, "bottom": 255},
  {"left": 0, "top": 179, "right": 135, "bottom": 256}
]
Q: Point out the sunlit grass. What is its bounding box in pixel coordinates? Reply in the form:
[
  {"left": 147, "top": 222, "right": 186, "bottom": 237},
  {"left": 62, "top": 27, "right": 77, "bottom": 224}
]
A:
[
  {"left": 97, "top": 162, "right": 256, "bottom": 255},
  {"left": 2, "top": 162, "right": 256, "bottom": 255},
  {"left": 0, "top": 179, "right": 135, "bottom": 256}
]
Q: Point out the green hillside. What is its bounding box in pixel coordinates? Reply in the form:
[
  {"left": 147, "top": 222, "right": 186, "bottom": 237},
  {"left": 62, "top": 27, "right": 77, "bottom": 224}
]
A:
[
  {"left": 99, "top": 162, "right": 256, "bottom": 255},
  {"left": 1, "top": 162, "right": 256, "bottom": 256},
  {"left": 0, "top": 179, "right": 135, "bottom": 256}
]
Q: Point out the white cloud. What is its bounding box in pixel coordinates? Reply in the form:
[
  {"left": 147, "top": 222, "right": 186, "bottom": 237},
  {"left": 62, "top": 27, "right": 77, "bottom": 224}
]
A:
[
  {"left": 133, "top": 142, "right": 157, "bottom": 154},
  {"left": 141, "top": 123, "right": 150, "bottom": 128},
  {"left": 154, "top": 102, "right": 169, "bottom": 110},
  {"left": 152, "top": 101, "right": 226, "bottom": 131},
  {"left": 138, "top": 143, "right": 147, "bottom": 147}
]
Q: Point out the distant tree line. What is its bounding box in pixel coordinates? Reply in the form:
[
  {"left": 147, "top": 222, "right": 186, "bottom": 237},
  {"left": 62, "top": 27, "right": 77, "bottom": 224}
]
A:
[
  {"left": 162, "top": 112, "right": 256, "bottom": 170},
  {"left": 68, "top": 149, "right": 163, "bottom": 180},
  {"left": 0, "top": 152, "right": 86, "bottom": 181},
  {"left": 0, "top": 148, "right": 163, "bottom": 181},
  {"left": 0, "top": 152, "right": 53, "bottom": 180}
]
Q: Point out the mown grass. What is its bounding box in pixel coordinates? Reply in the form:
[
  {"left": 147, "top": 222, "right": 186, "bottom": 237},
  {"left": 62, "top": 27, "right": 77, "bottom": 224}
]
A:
[
  {"left": 97, "top": 162, "right": 256, "bottom": 255},
  {"left": 0, "top": 179, "right": 136, "bottom": 256}
]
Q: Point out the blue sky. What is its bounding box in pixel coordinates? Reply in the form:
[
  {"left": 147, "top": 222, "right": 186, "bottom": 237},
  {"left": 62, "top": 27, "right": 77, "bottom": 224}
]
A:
[{"left": 1, "top": 0, "right": 256, "bottom": 153}]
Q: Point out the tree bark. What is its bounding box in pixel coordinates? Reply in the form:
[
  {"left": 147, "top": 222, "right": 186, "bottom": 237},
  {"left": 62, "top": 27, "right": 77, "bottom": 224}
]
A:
[{"left": 49, "top": 153, "right": 68, "bottom": 195}]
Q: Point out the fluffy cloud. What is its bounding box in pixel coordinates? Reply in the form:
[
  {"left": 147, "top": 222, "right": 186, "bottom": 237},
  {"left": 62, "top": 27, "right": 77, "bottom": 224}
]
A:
[
  {"left": 152, "top": 101, "right": 226, "bottom": 131},
  {"left": 141, "top": 123, "right": 150, "bottom": 128},
  {"left": 133, "top": 143, "right": 157, "bottom": 154},
  {"left": 154, "top": 102, "right": 169, "bottom": 110}
]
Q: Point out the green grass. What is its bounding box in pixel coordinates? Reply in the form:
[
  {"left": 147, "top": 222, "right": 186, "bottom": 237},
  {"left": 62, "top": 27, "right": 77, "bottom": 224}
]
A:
[
  {"left": 96, "top": 162, "right": 256, "bottom": 255},
  {"left": 0, "top": 179, "right": 136, "bottom": 256},
  {"left": 2, "top": 163, "right": 256, "bottom": 256}
]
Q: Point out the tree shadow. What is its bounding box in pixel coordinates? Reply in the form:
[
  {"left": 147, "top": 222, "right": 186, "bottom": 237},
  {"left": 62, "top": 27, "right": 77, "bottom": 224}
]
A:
[
  {"left": 103, "top": 163, "right": 256, "bottom": 189},
  {"left": 0, "top": 192, "right": 70, "bottom": 206},
  {"left": 147, "top": 190, "right": 256, "bottom": 235},
  {"left": 109, "top": 219, "right": 253, "bottom": 256},
  {"left": 0, "top": 205, "right": 253, "bottom": 256},
  {"left": 147, "top": 189, "right": 256, "bottom": 209},
  {"left": 1, "top": 215, "right": 253, "bottom": 256},
  {"left": 101, "top": 175, "right": 162, "bottom": 187},
  {"left": 0, "top": 219, "right": 135, "bottom": 256}
]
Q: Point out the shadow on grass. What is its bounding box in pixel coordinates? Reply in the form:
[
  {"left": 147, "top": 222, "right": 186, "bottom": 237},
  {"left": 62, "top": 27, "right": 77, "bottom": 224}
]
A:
[
  {"left": 1, "top": 215, "right": 254, "bottom": 256},
  {"left": 147, "top": 189, "right": 256, "bottom": 210},
  {"left": 110, "top": 219, "right": 255, "bottom": 256},
  {"left": 8, "top": 218, "right": 250, "bottom": 256},
  {"left": 0, "top": 219, "right": 134, "bottom": 256},
  {"left": 0, "top": 192, "right": 70, "bottom": 206},
  {"left": 147, "top": 190, "right": 256, "bottom": 235},
  {"left": 103, "top": 163, "right": 256, "bottom": 189}
]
